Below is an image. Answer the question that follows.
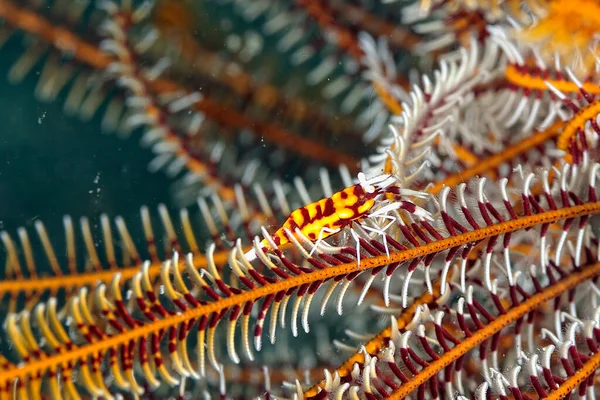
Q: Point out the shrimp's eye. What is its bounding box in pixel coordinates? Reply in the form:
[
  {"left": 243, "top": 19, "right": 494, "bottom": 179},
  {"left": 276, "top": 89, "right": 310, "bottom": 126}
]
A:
[{"left": 357, "top": 172, "right": 376, "bottom": 193}]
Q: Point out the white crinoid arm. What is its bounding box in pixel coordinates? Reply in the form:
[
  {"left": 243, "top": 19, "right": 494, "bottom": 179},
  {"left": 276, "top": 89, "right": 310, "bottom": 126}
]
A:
[
  {"left": 358, "top": 33, "right": 411, "bottom": 144},
  {"left": 364, "top": 39, "right": 499, "bottom": 187}
]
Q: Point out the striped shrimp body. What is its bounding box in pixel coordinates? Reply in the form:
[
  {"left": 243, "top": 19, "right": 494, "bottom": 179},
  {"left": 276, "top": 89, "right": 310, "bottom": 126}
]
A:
[{"left": 244, "top": 173, "right": 431, "bottom": 262}]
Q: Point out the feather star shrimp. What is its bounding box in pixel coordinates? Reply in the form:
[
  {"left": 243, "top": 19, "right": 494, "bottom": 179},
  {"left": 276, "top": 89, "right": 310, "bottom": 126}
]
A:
[{"left": 244, "top": 173, "right": 432, "bottom": 262}]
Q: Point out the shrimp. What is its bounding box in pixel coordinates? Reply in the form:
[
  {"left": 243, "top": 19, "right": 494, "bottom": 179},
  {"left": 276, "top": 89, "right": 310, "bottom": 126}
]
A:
[{"left": 244, "top": 173, "right": 431, "bottom": 262}]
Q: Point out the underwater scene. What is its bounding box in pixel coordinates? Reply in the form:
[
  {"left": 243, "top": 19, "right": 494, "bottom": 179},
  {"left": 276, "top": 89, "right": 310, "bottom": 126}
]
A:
[{"left": 0, "top": 0, "right": 600, "bottom": 398}]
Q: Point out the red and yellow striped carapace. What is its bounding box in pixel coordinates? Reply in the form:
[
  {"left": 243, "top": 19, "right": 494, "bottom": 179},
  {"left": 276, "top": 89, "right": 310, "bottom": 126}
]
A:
[{"left": 244, "top": 173, "right": 429, "bottom": 262}]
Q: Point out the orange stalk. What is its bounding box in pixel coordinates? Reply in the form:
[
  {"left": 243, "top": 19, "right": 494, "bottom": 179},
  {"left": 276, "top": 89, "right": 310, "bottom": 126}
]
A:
[
  {"left": 331, "top": 2, "right": 421, "bottom": 52},
  {"left": 0, "top": 247, "right": 240, "bottom": 296},
  {"left": 152, "top": 0, "right": 362, "bottom": 141},
  {"left": 546, "top": 349, "right": 600, "bottom": 399},
  {"left": 505, "top": 64, "right": 600, "bottom": 94},
  {"left": 1, "top": 201, "right": 599, "bottom": 384},
  {"left": 429, "top": 121, "right": 563, "bottom": 194},
  {"left": 0, "top": 0, "right": 359, "bottom": 172},
  {"left": 389, "top": 259, "right": 600, "bottom": 399},
  {"left": 305, "top": 281, "right": 443, "bottom": 397},
  {"left": 556, "top": 99, "right": 600, "bottom": 162}
]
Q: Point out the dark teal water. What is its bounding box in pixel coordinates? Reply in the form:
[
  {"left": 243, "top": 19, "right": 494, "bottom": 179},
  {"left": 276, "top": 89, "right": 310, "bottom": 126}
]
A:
[{"left": 0, "top": 48, "right": 172, "bottom": 235}]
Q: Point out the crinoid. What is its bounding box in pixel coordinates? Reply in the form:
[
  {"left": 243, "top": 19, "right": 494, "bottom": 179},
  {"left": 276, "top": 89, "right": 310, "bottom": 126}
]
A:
[{"left": 0, "top": 0, "right": 600, "bottom": 399}]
